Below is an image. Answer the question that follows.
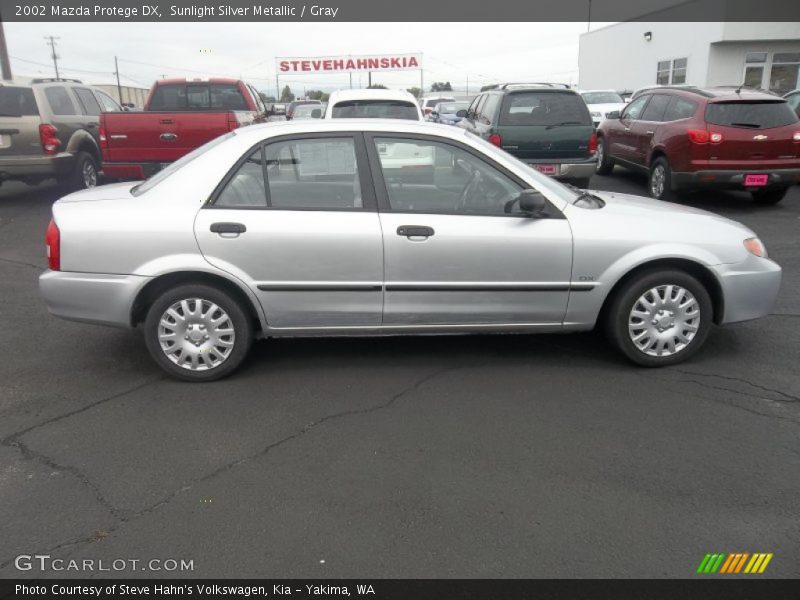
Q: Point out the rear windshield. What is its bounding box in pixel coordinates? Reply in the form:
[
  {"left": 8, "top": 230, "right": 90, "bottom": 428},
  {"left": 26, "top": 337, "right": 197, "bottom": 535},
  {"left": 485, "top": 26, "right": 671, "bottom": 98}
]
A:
[
  {"left": 438, "top": 102, "right": 469, "bottom": 114},
  {"left": 499, "top": 92, "right": 591, "bottom": 127},
  {"left": 425, "top": 98, "right": 453, "bottom": 107},
  {"left": 332, "top": 100, "right": 418, "bottom": 120},
  {"left": 0, "top": 86, "right": 38, "bottom": 116},
  {"left": 705, "top": 101, "right": 798, "bottom": 129},
  {"left": 149, "top": 83, "right": 247, "bottom": 111},
  {"left": 581, "top": 92, "right": 624, "bottom": 104}
]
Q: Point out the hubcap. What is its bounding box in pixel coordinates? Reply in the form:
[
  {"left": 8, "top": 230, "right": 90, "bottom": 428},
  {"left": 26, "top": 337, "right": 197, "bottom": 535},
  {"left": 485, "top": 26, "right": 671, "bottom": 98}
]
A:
[
  {"left": 650, "top": 165, "right": 665, "bottom": 198},
  {"left": 157, "top": 298, "right": 235, "bottom": 371},
  {"left": 628, "top": 285, "right": 700, "bottom": 357},
  {"left": 596, "top": 141, "right": 604, "bottom": 172},
  {"left": 82, "top": 161, "right": 97, "bottom": 188}
]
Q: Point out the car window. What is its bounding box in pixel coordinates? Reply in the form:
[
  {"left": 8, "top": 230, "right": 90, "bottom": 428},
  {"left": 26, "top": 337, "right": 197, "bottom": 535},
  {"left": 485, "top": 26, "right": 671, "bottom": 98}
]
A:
[
  {"left": 0, "top": 86, "right": 38, "bottom": 116},
  {"left": 581, "top": 91, "right": 624, "bottom": 104},
  {"left": 373, "top": 137, "right": 523, "bottom": 216},
  {"left": 622, "top": 95, "right": 649, "bottom": 120},
  {"left": 471, "top": 94, "right": 487, "bottom": 119},
  {"left": 663, "top": 96, "right": 697, "bottom": 121},
  {"left": 95, "top": 91, "right": 122, "bottom": 112},
  {"left": 73, "top": 87, "right": 102, "bottom": 116},
  {"left": 215, "top": 149, "right": 267, "bottom": 207},
  {"left": 149, "top": 83, "right": 247, "bottom": 110},
  {"left": 705, "top": 101, "right": 797, "bottom": 129},
  {"left": 331, "top": 100, "right": 418, "bottom": 120},
  {"left": 466, "top": 95, "right": 482, "bottom": 117},
  {"left": 640, "top": 94, "right": 671, "bottom": 122},
  {"left": 44, "top": 86, "right": 77, "bottom": 115},
  {"left": 480, "top": 94, "right": 501, "bottom": 124},
  {"left": 498, "top": 92, "right": 591, "bottom": 127}
]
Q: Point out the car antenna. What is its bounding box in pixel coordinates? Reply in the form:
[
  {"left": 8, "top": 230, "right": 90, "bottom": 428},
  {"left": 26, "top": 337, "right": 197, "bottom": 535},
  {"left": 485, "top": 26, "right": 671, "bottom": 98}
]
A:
[{"left": 735, "top": 81, "right": 744, "bottom": 94}]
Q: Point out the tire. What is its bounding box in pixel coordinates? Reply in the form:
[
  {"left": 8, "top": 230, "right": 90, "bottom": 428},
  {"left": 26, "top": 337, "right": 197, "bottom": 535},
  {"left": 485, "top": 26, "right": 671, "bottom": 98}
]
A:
[
  {"left": 143, "top": 284, "right": 254, "bottom": 382},
  {"left": 648, "top": 157, "right": 677, "bottom": 201},
  {"left": 61, "top": 151, "right": 99, "bottom": 191},
  {"left": 751, "top": 186, "right": 789, "bottom": 205},
  {"left": 595, "top": 136, "right": 614, "bottom": 175},
  {"left": 604, "top": 269, "right": 713, "bottom": 367}
]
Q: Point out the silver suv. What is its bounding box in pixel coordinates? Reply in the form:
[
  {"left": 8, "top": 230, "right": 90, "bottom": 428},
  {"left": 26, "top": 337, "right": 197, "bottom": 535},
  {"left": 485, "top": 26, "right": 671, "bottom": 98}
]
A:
[{"left": 0, "top": 78, "right": 122, "bottom": 190}]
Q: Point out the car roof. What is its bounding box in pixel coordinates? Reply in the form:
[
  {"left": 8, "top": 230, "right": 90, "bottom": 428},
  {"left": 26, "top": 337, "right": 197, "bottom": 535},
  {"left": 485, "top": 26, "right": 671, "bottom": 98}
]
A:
[
  {"left": 637, "top": 85, "right": 784, "bottom": 102},
  {"left": 328, "top": 88, "right": 419, "bottom": 104},
  {"left": 232, "top": 118, "right": 471, "bottom": 141}
]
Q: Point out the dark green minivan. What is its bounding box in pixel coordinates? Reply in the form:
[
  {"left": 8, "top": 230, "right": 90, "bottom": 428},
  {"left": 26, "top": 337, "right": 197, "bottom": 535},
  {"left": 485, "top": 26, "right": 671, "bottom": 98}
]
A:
[{"left": 456, "top": 84, "right": 597, "bottom": 188}]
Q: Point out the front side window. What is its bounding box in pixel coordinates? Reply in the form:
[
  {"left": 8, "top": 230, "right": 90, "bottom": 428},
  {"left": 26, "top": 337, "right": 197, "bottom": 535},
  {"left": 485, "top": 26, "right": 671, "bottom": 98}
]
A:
[
  {"left": 44, "top": 86, "right": 76, "bottom": 115},
  {"left": 622, "top": 95, "right": 650, "bottom": 120},
  {"left": 331, "top": 100, "right": 418, "bottom": 120},
  {"left": 373, "top": 137, "right": 522, "bottom": 216},
  {"left": 73, "top": 87, "right": 101, "bottom": 116}
]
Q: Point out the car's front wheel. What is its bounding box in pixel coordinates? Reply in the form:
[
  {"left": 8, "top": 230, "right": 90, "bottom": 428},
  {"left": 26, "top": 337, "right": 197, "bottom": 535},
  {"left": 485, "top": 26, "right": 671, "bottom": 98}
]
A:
[
  {"left": 144, "top": 284, "right": 254, "bottom": 382},
  {"left": 605, "top": 269, "right": 712, "bottom": 367},
  {"left": 595, "top": 136, "right": 614, "bottom": 175}
]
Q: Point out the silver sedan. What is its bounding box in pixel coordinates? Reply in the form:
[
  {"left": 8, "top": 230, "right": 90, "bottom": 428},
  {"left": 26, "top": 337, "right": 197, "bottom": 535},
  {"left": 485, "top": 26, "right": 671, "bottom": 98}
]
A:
[{"left": 40, "top": 120, "right": 781, "bottom": 381}]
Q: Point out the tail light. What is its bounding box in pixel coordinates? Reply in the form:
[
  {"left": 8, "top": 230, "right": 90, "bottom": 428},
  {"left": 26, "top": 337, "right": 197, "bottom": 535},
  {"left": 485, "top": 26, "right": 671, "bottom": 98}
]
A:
[
  {"left": 39, "top": 124, "right": 61, "bottom": 155},
  {"left": 226, "top": 115, "right": 240, "bottom": 131},
  {"left": 688, "top": 129, "right": 709, "bottom": 144},
  {"left": 98, "top": 125, "right": 108, "bottom": 149},
  {"left": 709, "top": 132, "right": 723, "bottom": 143},
  {"left": 45, "top": 219, "right": 60, "bottom": 271},
  {"left": 424, "top": 107, "right": 433, "bottom": 115},
  {"left": 793, "top": 132, "right": 800, "bottom": 142},
  {"left": 588, "top": 132, "right": 598, "bottom": 155},
  {"left": 488, "top": 133, "right": 502, "bottom": 147}
]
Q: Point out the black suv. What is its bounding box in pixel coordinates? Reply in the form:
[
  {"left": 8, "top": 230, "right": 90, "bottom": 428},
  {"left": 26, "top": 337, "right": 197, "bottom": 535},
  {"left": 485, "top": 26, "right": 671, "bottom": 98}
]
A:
[
  {"left": 0, "top": 78, "right": 122, "bottom": 190},
  {"left": 456, "top": 83, "right": 597, "bottom": 188}
]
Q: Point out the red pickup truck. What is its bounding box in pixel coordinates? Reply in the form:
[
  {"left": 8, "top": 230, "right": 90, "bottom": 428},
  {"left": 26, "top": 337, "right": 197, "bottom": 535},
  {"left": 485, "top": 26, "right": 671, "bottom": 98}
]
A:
[{"left": 99, "top": 78, "right": 267, "bottom": 180}]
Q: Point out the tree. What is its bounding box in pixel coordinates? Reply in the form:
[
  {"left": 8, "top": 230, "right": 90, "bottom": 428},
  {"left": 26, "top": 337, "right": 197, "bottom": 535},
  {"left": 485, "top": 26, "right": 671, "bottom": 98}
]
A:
[
  {"left": 430, "top": 81, "right": 453, "bottom": 92},
  {"left": 406, "top": 87, "right": 421, "bottom": 98},
  {"left": 280, "top": 85, "right": 295, "bottom": 102},
  {"left": 307, "top": 89, "right": 330, "bottom": 102},
  {"left": 367, "top": 84, "right": 387, "bottom": 89},
  {"left": 480, "top": 84, "right": 498, "bottom": 92}
]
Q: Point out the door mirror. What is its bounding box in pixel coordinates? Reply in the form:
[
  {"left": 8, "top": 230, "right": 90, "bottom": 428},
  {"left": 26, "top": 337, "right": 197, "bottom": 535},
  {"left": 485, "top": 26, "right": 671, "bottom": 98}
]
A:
[
  {"left": 311, "top": 108, "right": 322, "bottom": 119},
  {"left": 516, "top": 189, "right": 547, "bottom": 215},
  {"left": 430, "top": 111, "right": 439, "bottom": 119},
  {"left": 607, "top": 110, "right": 621, "bottom": 120},
  {"left": 456, "top": 109, "right": 468, "bottom": 118}
]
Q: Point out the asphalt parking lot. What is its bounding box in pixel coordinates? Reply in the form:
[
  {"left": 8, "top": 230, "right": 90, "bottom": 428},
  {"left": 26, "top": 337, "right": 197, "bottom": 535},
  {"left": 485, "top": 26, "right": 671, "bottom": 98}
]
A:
[{"left": 1, "top": 170, "right": 798, "bottom": 579}]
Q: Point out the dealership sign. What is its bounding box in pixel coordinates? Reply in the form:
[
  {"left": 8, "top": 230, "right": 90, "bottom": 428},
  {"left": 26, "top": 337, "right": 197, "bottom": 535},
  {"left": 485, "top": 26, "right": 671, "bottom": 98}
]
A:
[{"left": 277, "top": 54, "right": 422, "bottom": 74}]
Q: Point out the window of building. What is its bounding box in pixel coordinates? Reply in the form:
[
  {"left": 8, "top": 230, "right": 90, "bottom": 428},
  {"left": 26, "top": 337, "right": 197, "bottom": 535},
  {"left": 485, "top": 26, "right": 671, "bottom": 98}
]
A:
[
  {"left": 656, "top": 61, "right": 671, "bottom": 85},
  {"left": 671, "top": 58, "right": 688, "bottom": 84},
  {"left": 656, "top": 58, "right": 688, "bottom": 85},
  {"left": 769, "top": 52, "right": 800, "bottom": 96}
]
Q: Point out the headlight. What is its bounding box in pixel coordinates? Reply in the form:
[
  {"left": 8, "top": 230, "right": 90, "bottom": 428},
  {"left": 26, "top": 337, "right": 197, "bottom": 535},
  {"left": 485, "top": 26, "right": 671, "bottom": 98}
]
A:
[{"left": 744, "top": 237, "right": 767, "bottom": 258}]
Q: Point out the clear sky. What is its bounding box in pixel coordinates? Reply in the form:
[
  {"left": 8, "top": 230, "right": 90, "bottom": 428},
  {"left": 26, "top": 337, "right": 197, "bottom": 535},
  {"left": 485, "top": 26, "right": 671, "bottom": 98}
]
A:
[{"left": 5, "top": 21, "right": 613, "bottom": 96}]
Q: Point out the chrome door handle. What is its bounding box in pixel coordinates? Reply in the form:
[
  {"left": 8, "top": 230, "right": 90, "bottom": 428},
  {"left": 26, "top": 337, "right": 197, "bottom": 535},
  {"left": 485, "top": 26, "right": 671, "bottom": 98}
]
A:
[
  {"left": 646, "top": 130, "right": 654, "bottom": 135},
  {"left": 624, "top": 127, "right": 631, "bottom": 132}
]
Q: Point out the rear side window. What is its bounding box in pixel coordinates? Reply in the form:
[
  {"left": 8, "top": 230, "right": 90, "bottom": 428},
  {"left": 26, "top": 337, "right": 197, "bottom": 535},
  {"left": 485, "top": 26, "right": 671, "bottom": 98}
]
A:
[
  {"left": 499, "top": 92, "right": 591, "bottom": 126},
  {"left": 95, "top": 91, "right": 121, "bottom": 112},
  {"left": 640, "top": 94, "right": 671, "bottom": 122},
  {"left": 332, "top": 100, "right": 418, "bottom": 120},
  {"left": 73, "top": 87, "right": 101, "bottom": 116},
  {"left": 480, "top": 94, "right": 501, "bottom": 123},
  {"left": 0, "top": 86, "right": 38, "bottom": 116},
  {"left": 44, "top": 86, "right": 77, "bottom": 115},
  {"left": 663, "top": 96, "right": 697, "bottom": 121},
  {"left": 705, "top": 101, "right": 798, "bottom": 129},
  {"left": 149, "top": 83, "right": 247, "bottom": 110}
]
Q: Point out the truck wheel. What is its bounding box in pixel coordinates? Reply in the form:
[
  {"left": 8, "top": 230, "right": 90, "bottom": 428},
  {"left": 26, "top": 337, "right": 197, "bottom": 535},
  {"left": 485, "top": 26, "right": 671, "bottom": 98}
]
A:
[
  {"left": 62, "top": 151, "right": 99, "bottom": 191},
  {"left": 144, "top": 284, "right": 254, "bottom": 382},
  {"left": 751, "top": 187, "right": 788, "bottom": 205},
  {"left": 605, "top": 269, "right": 712, "bottom": 367},
  {"left": 595, "top": 136, "right": 614, "bottom": 175}
]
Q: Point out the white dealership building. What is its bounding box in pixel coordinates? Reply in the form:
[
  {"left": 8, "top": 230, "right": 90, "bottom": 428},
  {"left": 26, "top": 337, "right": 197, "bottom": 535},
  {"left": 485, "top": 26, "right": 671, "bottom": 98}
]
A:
[{"left": 578, "top": 22, "right": 800, "bottom": 95}]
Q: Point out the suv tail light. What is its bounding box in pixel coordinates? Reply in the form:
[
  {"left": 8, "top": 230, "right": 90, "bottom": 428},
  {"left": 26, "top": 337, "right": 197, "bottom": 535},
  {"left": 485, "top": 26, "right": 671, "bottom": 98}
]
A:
[
  {"left": 588, "top": 132, "right": 598, "bottom": 155},
  {"left": 709, "top": 132, "right": 723, "bottom": 143},
  {"left": 488, "top": 133, "right": 502, "bottom": 147},
  {"left": 39, "top": 124, "right": 61, "bottom": 155},
  {"left": 688, "top": 129, "right": 724, "bottom": 144},
  {"left": 227, "top": 115, "right": 240, "bottom": 131},
  {"left": 98, "top": 125, "right": 108, "bottom": 149},
  {"left": 45, "top": 219, "right": 60, "bottom": 271},
  {"left": 793, "top": 132, "right": 800, "bottom": 142}
]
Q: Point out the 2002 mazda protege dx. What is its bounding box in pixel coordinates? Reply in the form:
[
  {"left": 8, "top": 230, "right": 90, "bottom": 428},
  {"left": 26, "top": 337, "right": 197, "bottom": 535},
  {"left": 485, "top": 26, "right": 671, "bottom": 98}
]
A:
[{"left": 39, "top": 120, "right": 781, "bottom": 381}]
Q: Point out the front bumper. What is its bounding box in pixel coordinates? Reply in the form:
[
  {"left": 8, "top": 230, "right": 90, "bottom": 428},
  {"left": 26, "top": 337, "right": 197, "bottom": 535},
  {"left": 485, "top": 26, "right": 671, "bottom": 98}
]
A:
[
  {"left": 672, "top": 168, "right": 800, "bottom": 191},
  {"left": 0, "top": 153, "right": 74, "bottom": 181},
  {"left": 523, "top": 157, "right": 597, "bottom": 182},
  {"left": 711, "top": 254, "right": 782, "bottom": 324},
  {"left": 39, "top": 270, "right": 151, "bottom": 328}
]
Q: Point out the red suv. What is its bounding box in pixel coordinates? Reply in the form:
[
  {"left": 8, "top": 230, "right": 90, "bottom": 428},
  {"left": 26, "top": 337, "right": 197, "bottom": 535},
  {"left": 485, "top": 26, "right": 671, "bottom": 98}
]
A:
[{"left": 596, "top": 86, "right": 800, "bottom": 204}]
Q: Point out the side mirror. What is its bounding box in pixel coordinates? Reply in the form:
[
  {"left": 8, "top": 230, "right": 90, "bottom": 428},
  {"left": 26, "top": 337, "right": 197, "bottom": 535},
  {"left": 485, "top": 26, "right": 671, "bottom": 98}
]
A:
[
  {"left": 311, "top": 108, "right": 322, "bottom": 118},
  {"left": 607, "top": 110, "right": 621, "bottom": 120},
  {"left": 430, "top": 111, "right": 439, "bottom": 119},
  {"left": 456, "top": 109, "right": 468, "bottom": 118},
  {"left": 516, "top": 189, "right": 547, "bottom": 215}
]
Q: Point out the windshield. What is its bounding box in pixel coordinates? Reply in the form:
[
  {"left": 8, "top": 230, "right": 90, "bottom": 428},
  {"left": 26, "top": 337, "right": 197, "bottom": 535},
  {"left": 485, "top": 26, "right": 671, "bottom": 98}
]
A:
[
  {"left": 581, "top": 92, "right": 624, "bottom": 104},
  {"left": 705, "top": 101, "right": 798, "bottom": 129},
  {"left": 437, "top": 102, "right": 469, "bottom": 114},
  {"left": 331, "top": 100, "right": 419, "bottom": 119},
  {"left": 131, "top": 132, "right": 235, "bottom": 196}
]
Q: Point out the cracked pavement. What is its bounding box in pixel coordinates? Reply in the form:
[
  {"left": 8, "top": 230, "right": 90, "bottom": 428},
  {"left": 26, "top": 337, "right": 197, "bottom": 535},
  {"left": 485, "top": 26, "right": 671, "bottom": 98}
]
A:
[{"left": 1, "top": 175, "right": 798, "bottom": 578}]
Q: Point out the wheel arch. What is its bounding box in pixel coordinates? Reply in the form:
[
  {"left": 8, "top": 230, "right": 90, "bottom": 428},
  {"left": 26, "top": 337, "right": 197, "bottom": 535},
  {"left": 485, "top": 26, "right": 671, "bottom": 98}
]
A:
[
  {"left": 131, "top": 270, "right": 265, "bottom": 332},
  {"left": 647, "top": 146, "right": 668, "bottom": 168},
  {"left": 65, "top": 130, "right": 101, "bottom": 164}
]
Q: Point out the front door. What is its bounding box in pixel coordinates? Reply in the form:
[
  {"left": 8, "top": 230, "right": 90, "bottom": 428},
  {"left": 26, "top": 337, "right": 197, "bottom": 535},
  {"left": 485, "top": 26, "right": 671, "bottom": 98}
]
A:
[
  {"left": 366, "top": 134, "right": 573, "bottom": 327},
  {"left": 611, "top": 94, "right": 650, "bottom": 164},
  {"left": 194, "top": 133, "right": 384, "bottom": 328}
]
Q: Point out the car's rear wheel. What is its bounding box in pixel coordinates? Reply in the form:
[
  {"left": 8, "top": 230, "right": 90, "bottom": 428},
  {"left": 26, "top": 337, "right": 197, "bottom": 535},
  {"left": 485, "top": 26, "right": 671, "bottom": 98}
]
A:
[
  {"left": 61, "top": 151, "right": 99, "bottom": 191},
  {"left": 605, "top": 269, "right": 712, "bottom": 367},
  {"left": 595, "top": 136, "right": 614, "bottom": 175},
  {"left": 144, "top": 284, "right": 253, "bottom": 382},
  {"left": 648, "top": 157, "right": 677, "bottom": 201},
  {"left": 751, "top": 186, "right": 789, "bottom": 205}
]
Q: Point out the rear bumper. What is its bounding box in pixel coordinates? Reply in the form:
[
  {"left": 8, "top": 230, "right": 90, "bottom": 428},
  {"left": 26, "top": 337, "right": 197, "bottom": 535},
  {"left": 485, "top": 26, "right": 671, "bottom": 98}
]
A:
[
  {"left": 102, "top": 162, "right": 165, "bottom": 180},
  {"left": 0, "top": 153, "right": 74, "bottom": 181},
  {"left": 711, "top": 254, "right": 782, "bottom": 325},
  {"left": 39, "top": 270, "right": 150, "bottom": 328},
  {"left": 672, "top": 168, "right": 800, "bottom": 191},
  {"left": 523, "top": 157, "right": 597, "bottom": 182}
]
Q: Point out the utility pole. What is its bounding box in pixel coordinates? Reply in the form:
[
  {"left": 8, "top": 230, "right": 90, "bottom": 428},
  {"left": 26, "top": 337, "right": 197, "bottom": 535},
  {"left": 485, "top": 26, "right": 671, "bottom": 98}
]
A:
[
  {"left": 466, "top": 74, "right": 469, "bottom": 97},
  {"left": 44, "top": 35, "right": 60, "bottom": 79},
  {"left": 275, "top": 74, "right": 279, "bottom": 100},
  {"left": 349, "top": 72, "right": 352, "bottom": 89},
  {"left": 114, "top": 56, "right": 123, "bottom": 104},
  {"left": 0, "top": 20, "right": 12, "bottom": 80},
  {"left": 368, "top": 71, "right": 371, "bottom": 87}
]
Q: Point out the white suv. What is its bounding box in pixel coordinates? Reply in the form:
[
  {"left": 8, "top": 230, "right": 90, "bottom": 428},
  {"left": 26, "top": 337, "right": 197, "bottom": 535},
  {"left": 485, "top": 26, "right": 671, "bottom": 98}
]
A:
[{"left": 324, "top": 89, "right": 423, "bottom": 120}]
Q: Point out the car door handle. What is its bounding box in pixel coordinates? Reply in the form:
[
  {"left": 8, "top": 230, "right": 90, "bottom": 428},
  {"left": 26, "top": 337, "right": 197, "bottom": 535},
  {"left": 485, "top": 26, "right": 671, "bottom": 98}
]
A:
[
  {"left": 624, "top": 127, "right": 631, "bottom": 132},
  {"left": 397, "top": 225, "right": 434, "bottom": 238},
  {"left": 645, "top": 130, "right": 654, "bottom": 135},
  {"left": 210, "top": 222, "right": 246, "bottom": 235}
]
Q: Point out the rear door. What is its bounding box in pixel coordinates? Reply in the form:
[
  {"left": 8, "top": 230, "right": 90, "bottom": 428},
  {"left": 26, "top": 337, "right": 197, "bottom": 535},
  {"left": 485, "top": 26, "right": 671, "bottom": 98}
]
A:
[
  {"left": 0, "top": 86, "right": 40, "bottom": 158},
  {"left": 703, "top": 100, "right": 799, "bottom": 169},
  {"left": 194, "top": 133, "right": 384, "bottom": 328}
]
